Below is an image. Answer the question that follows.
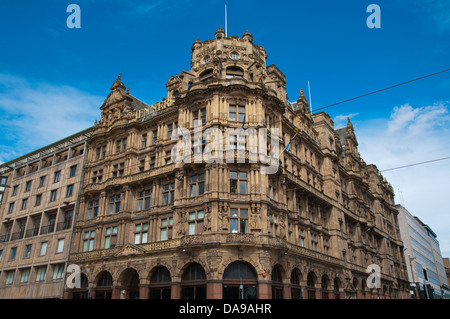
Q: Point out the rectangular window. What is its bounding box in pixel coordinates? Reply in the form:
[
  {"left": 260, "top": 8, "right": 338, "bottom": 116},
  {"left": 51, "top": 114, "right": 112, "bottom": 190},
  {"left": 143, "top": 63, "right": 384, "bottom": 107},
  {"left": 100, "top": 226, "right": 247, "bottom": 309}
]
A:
[
  {"left": 39, "top": 176, "right": 46, "bottom": 187},
  {"left": 21, "top": 198, "right": 28, "bottom": 210},
  {"left": 25, "top": 180, "right": 32, "bottom": 192},
  {"left": 108, "top": 195, "right": 121, "bottom": 214},
  {"left": 160, "top": 217, "right": 173, "bottom": 241},
  {"left": 6, "top": 270, "right": 15, "bottom": 285},
  {"left": 142, "top": 133, "right": 147, "bottom": 148},
  {"left": 54, "top": 170, "right": 61, "bottom": 183},
  {"left": 87, "top": 200, "right": 99, "bottom": 219},
  {"left": 152, "top": 129, "right": 157, "bottom": 145},
  {"left": 230, "top": 208, "right": 248, "bottom": 234},
  {"left": 229, "top": 105, "right": 245, "bottom": 122},
  {"left": 230, "top": 171, "right": 247, "bottom": 194},
  {"left": 35, "top": 194, "right": 42, "bottom": 206},
  {"left": 188, "top": 211, "right": 204, "bottom": 235},
  {"left": 36, "top": 266, "right": 47, "bottom": 283},
  {"left": 56, "top": 238, "right": 65, "bottom": 253},
  {"left": 189, "top": 173, "right": 205, "bottom": 197},
  {"left": 69, "top": 165, "right": 77, "bottom": 177},
  {"left": 137, "top": 190, "right": 152, "bottom": 211},
  {"left": 40, "top": 241, "right": 48, "bottom": 256},
  {"left": 104, "top": 226, "right": 118, "bottom": 249},
  {"left": 66, "top": 184, "right": 74, "bottom": 197},
  {"left": 112, "top": 163, "right": 125, "bottom": 177},
  {"left": 20, "top": 268, "right": 31, "bottom": 284},
  {"left": 8, "top": 202, "right": 14, "bottom": 214},
  {"left": 12, "top": 185, "right": 18, "bottom": 196},
  {"left": 311, "top": 233, "right": 318, "bottom": 251},
  {"left": 53, "top": 264, "right": 65, "bottom": 281},
  {"left": 50, "top": 189, "right": 57, "bottom": 202},
  {"left": 268, "top": 214, "right": 278, "bottom": 236},
  {"left": 10, "top": 247, "right": 17, "bottom": 260},
  {"left": 134, "top": 223, "right": 148, "bottom": 244},
  {"left": 83, "top": 231, "right": 95, "bottom": 252},
  {"left": 162, "top": 183, "right": 175, "bottom": 205},
  {"left": 24, "top": 244, "right": 32, "bottom": 258}
]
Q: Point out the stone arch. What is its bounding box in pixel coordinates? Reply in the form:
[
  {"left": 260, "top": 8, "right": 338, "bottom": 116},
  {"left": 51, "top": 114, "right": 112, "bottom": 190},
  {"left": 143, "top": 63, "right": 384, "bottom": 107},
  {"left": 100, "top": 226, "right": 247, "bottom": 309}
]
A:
[
  {"left": 94, "top": 270, "right": 114, "bottom": 299},
  {"left": 222, "top": 261, "right": 258, "bottom": 299},
  {"left": 148, "top": 265, "right": 172, "bottom": 299},
  {"left": 117, "top": 267, "right": 140, "bottom": 299},
  {"left": 306, "top": 271, "right": 318, "bottom": 299},
  {"left": 180, "top": 262, "right": 207, "bottom": 299},
  {"left": 290, "top": 268, "right": 303, "bottom": 299},
  {"left": 220, "top": 256, "right": 263, "bottom": 280},
  {"left": 271, "top": 264, "right": 285, "bottom": 299}
]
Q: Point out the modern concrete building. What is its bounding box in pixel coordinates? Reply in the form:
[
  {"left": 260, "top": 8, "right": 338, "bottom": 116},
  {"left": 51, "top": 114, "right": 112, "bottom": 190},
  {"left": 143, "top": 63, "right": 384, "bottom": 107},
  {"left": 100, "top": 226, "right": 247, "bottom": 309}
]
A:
[
  {"left": 397, "top": 204, "right": 449, "bottom": 299},
  {"left": 0, "top": 129, "right": 91, "bottom": 298}
]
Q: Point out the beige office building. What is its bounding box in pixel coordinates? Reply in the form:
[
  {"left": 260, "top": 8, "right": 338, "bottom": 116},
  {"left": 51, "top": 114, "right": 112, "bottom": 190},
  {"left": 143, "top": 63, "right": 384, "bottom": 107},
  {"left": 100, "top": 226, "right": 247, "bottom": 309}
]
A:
[{"left": 0, "top": 129, "right": 91, "bottom": 298}]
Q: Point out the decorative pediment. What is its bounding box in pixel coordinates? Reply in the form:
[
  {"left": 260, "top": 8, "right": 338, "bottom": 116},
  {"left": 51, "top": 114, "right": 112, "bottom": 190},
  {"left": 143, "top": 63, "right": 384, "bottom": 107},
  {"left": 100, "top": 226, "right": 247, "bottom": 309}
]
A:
[{"left": 113, "top": 243, "right": 146, "bottom": 258}]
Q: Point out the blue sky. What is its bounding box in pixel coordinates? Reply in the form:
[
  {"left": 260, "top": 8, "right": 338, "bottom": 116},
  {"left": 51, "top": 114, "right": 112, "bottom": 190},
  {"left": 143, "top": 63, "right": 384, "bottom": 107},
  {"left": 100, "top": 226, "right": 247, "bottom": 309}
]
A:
[{"left": 0, "top": 1, "right": 449, "bottom": 256}]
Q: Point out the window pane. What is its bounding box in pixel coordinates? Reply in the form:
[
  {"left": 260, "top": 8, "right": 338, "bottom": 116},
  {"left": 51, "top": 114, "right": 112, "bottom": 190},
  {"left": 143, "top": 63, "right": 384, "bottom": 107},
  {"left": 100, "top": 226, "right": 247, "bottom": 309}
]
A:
[
  {"left": 142, "top": 232, "right": 148, "bottom": 243},
  {"left": 197, "top": 211, "right": 204, "bottom": 219},
  {"left": 105, "top": 236, "right": 111, "bottom": 248},
  {"left": 189, "top": 222, "right": 195, "bottom": 235},
  {"left": 239, "top": 181, "right": 247, "bottom": 194},
  {"left": 143, "top": 223, "right": 149, "bottom": 231},
  {"left": 230, "top": 219, "right": 238, "bottom": 233},
  {"left": 161, "top": 219, "right": 167, "bottom": 227},
  {"left": 137, "top": 199, "right": 143, "bottom": 211},
  {"left": 144, "top": 197, "right": 151, "bottom": 209},
  {"left": 134, "top": 233, "right": 140, "bottom": 244},
  {"left": 88, "top": 239, "right": 94, "bottom": 251},
  {"left": 239, "top": 172, "right": 247, "bottom": 179},
  {"left": 190, "top": 184, "right": 197, "bottom": 197},
  {"left": 198, "top": 182, "right": 204, "bottom": 195},
  {"left": 240, "top": 219, "right": 248, "bottom": 233},
  {"left": 230, "top": 171, "right": 237, "bottom": 179},
  {"left": 230, "top": 209, "right": 238, "bottom": 217},
  {"left": 189, "top": 212, "right": 196, "bottom": 221},
  {"left": 161, "top": 229, "right": 167, "bottom": 241},
  {"left": 240, "top": 209, "right": 248, "bottom": 218},
  {"left": 230, "top": 180, "right": 238, "bottom": 193}
]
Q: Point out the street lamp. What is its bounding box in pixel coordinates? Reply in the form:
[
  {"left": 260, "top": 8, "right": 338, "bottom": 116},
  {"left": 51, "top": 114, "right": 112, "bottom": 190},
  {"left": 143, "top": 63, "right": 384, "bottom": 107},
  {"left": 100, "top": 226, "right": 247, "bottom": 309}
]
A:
[{"left": 408, "top": 256, "right": 418, "bottom": 299}]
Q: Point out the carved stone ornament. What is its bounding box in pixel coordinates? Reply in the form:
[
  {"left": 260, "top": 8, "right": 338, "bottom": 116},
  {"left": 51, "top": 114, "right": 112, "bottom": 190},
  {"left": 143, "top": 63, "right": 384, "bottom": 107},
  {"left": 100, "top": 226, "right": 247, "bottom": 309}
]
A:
[{"left": 113, "top": 243, "right": 146, "bottom": 258}]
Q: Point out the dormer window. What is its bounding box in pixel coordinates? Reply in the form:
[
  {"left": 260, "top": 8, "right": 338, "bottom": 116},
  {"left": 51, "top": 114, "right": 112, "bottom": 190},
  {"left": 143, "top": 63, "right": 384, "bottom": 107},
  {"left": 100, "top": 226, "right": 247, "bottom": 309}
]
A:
[
  {"left": 230, "top": 52, "right": 239, "bottom": 60},
  {"left": 203, "top": 56, "right": 210, "bottom": 64}
]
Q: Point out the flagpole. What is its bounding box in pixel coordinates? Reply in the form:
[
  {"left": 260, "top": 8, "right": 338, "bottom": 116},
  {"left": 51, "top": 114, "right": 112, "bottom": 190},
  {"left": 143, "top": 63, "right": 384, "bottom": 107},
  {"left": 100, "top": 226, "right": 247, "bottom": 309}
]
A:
[
  {"left": 225, "top": 4, "right": 228, "bottom": 37},
  {"left": 308, "top": 80, "right": 312, "bottom": 112}
]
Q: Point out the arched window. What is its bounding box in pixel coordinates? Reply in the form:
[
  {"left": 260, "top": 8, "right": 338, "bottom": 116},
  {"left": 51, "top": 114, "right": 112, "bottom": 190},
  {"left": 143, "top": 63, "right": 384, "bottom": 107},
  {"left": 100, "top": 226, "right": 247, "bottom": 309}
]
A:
[
  {"left": 150, "top": 266, "right": 172, "bottom": 299},
  {"left": 181, "top": 263, "right": 206, "bottom": 299},
  {"left": 271, "top": 265, "right": 283, "bottom": 299},
  {"left": 334, "top": 277, "right": 341, "bottom": 299},
  {"left": 226, "top": 66, "right": 244, "bottom": 79},
  {"left": 223, "top": 261, "right": 257, "bottom": 299},
  {"left": 307, "top": 272, "right": 316, "bottom": 299},
  {"left": 290, "top": 269, "right": 302, "bottom": 299},
  {"left": 96, "top": 271, "right": 113, "bottom": 299},
  {"left": 72, "top": 273, "right": 89, "bottom": 299},
  {"left": 321, "top": 275, "right": 330, "bottom": 299},
  {"left": 199, "top": 69, "right": 213, "bottom": 83}
]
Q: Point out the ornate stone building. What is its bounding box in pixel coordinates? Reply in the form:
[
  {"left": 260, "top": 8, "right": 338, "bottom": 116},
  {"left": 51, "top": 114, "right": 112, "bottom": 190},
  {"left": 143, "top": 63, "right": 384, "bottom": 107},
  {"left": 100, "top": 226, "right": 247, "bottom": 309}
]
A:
[{"left": 62, "top": 28, "right": 410, "bottom": 299}]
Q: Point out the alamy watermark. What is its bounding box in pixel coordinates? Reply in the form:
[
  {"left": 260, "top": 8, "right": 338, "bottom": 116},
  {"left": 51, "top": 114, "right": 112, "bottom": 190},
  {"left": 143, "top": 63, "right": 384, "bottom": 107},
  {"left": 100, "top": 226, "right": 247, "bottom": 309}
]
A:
[{"left": 366, "top": 264, "right": 381, "bottom": 289}]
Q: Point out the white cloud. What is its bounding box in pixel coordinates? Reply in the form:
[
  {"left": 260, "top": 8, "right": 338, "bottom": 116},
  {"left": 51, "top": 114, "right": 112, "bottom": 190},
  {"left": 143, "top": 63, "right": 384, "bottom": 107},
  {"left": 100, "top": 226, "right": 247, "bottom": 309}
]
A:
[
  {"left": 333, "top": 112, "right": 359, "bottom": 128},
  {"left": 0, "top": 73, "right": 103, "bottom": 163},
  {"left": 355, "top": 102, "right": 450, "bottom": 256}
]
